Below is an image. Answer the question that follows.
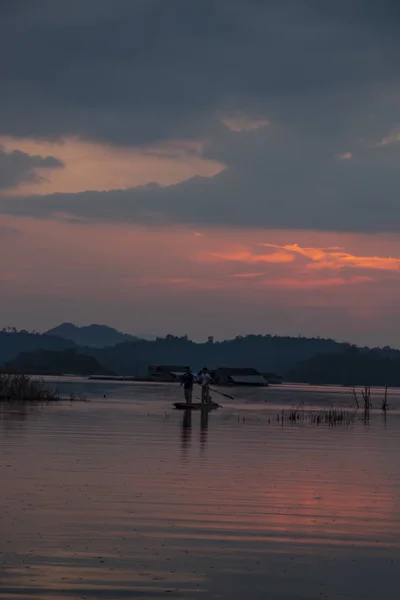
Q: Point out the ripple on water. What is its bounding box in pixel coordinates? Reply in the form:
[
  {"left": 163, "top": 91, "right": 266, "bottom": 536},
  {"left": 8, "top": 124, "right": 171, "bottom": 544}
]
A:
[{"left": 1, "top": 382, "right": 400, "bottom": 599}]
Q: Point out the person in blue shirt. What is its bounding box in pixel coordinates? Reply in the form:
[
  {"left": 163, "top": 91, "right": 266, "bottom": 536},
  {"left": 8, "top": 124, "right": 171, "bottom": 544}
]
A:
[{"left": 181, "top": 366, "right": 195, "bottom": 404}]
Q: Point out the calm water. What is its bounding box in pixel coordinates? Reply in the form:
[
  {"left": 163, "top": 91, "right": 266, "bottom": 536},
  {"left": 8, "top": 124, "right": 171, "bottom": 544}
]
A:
[{"left": 1, "top": 380, "right": 400, "bottom": 599}]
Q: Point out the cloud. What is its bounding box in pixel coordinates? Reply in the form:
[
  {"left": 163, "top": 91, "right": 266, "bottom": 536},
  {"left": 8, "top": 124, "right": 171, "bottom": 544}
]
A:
[
  {"left": 0, "top": 1, "right": 400, "bottom": 234},
  {"left": 0, "top": 0, "right": 399, "bottom": 147},
  {"left": 220, "top": 114, "right": 270, "bottom": 133},
  {"left": 2, "top": 213, "right": 400, "bottom": 345},
  {"left": 262, "top": 243, "right": 400, "bottom": 272},
  {"left": 204, "top": 250, "right": 295, "bottom": 264},
  {"left": 206, "top": 241, "right": 400, "bottom": 281},
  {"left": 0, "top": 136, "right": 224, "bottom": 196},
  {"left": 1, "top": 121, "right": 400, "bottom": 232},
  {"left": 378, "top": 128, "right": 400, "bottom": 147},
  {"left": 0, "top": 145, "right": 63, "bottom": 190},
  {"left": 122, "top": 273, "right": 373, "bottom": 292}
]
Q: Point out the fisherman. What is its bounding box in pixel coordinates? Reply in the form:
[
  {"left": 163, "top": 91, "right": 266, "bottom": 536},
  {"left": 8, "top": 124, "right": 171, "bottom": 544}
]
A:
[
  {"left": 180, "top": 366, "right": 195, "bottom": 404},
  {"left": 199, "top": 367, "right": 212, "bottom": 404}
]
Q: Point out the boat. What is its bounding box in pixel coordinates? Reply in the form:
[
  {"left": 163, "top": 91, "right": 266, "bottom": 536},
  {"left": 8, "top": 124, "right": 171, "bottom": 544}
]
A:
[{"left": 173, "top": 402, "right": 221, "bottom": 410}]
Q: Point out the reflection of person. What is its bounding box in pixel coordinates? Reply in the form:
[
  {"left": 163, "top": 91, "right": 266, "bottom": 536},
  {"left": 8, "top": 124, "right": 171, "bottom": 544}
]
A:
[
  {"left": 181, "top": 409, "right": 192, "bottom": 454},
  {"left": 181, "top": 366, "right": 195, "bottom": 404},
  {"left": 199, "top": 367, "right": 212, "bottom": 404},
  {"left": 200, "top": 409, "right": 208, "bottom": 453}
]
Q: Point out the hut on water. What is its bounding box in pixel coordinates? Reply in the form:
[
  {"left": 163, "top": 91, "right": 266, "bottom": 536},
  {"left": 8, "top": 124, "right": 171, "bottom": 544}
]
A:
[
  {"left": 211, "top": 367, "right": 267, "bottom": 387},
  {"left": 148, "top": 365, "right": 188, "bottom": 382}
]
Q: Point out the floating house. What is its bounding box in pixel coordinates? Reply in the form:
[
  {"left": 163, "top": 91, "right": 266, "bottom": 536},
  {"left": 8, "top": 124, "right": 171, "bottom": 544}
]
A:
[
  {"left": 148, "top": 365, "right": 188, "bottom": 382},
  {"left": 211, "top": 367, "right": 267, "bottom": 387}
]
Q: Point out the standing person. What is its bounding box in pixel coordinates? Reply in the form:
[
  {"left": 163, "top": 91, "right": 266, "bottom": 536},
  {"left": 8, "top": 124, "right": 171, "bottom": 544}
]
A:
[
  {"left": 199, "top": 367, "right": 212, "bottom": 404},
  {"left": 181, "top": 366, "right": 195, "bottom": 404}
]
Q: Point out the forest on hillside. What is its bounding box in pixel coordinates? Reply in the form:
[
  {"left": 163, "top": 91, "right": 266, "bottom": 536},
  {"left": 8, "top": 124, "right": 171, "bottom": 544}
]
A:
[
  {"left": 288, "top": 348, "right": 400, "bottom": 386},
  {"left": 86, "top": 334, "right": 353, "bottom": 376},
  {"left": 0, "top": 329, "right": 77, "bottom": 363},
  {"left": 6, "top": 349, "right": 114, "bottom": 377},
  {"left": 86, "top": 334, "right": 400, "bottom": 379},
  {"left": 1, "top": 329, "right": 400, "bottom": 385}
]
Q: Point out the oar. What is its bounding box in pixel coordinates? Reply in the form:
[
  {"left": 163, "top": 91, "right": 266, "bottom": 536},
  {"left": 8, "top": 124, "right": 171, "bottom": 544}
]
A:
[{"left": 209, "top": 387, "right": 234, "bottom": 400}]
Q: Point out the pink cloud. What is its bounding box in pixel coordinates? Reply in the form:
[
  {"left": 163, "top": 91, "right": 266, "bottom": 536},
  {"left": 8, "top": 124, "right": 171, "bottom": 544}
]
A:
[
  {"left": 1, "top": 215, "right": 400, "bottom": 345},
  {"left": 202, "top": 250, "right": 295, "bottom": 264},
  {"left": 262, "top": 243, "right": 400, "bottom": 272},
  {"left": 0, "top": 136, "right": 225, "bottom": 196}
]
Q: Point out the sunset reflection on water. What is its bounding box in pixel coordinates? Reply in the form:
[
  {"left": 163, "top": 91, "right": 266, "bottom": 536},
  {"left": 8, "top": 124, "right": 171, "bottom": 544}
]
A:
[{"left": 1, "top": 381, "right": 400, "bottom": 599}]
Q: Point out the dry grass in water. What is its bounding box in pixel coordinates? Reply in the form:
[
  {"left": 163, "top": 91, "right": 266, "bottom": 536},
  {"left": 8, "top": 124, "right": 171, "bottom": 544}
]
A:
[
  {"left": 273, "top": 405, "right": 354, "bottom": 426},
  {"left": 0, "top": 373, "right": 86, "bottom": 403}
]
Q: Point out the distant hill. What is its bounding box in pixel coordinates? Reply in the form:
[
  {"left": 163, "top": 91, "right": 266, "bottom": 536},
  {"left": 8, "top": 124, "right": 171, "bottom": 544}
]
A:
[
  {"left": 2, "top": 328, "right": 400, "bottom": 384},
  {"left": 0, "top": 329, "right": 77, "bottom": 364},
  {"left": 86, "top": 334, "right": 393, "bottom": 377},
  {"left": 45, "top": 323, "right": 138, "bottom": 348},
  {"left": 7, "top": 348, "right": 114, "bottom": 376},
  {"left": 287, "top": 348, "right": 400, "bottom": 386}
]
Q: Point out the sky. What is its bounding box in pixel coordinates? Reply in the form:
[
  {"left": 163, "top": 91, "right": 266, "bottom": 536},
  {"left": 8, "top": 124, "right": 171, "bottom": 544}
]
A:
[{"left": 1, "top": 0, "right": 400, "bottom": 346}]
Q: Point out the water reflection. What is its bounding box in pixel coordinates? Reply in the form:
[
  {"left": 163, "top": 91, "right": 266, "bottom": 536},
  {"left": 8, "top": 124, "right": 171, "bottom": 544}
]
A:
[
  {"left": 0, "top": 402, "right": 42, "bottom": 433},
  {"left": 1, "top": 384, "right": 400, "bottom": 599},
  {"left": 181, "top": 409, "right": 192, "bottom": 454},
  {"left": 180, "top": 408, "right": 210, "bottom": 457},
  {"left": 200, "top": 409, "right": 209, "bottom": 454}
]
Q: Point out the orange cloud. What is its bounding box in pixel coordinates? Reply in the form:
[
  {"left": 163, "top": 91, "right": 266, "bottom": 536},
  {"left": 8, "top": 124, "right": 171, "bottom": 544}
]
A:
[
  {"left": 1, "top": 214, "right": 400, "bottom": 342},
  {"left": 197, "top": 241, "right": 400, "bottom": 291},
  {"left": 205, "top": 251, "right": 295, "bottom": 264},
  {"left": 262, "top": 243, "right": 400, "bottom": 272}
]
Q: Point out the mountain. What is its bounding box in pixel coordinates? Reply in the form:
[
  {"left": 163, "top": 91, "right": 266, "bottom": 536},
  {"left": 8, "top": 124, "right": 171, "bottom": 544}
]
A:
[
  {"left": 2, "top": 329, "right": 400, "bottom": 384},
  {"left": 287, "top": 347, "right": 400, "bottom": 386},
  {"left": 0, "top": 329, "right": 77, "bottom": 364},
  {"left": 86, "top": 334, "right": 388, "bottom": 377},
  {"left": 45, "top": 323, "right": 138, "bottom": 348},
  {"left": 6, "top": 348, "right": 114, "bottom": 376}
]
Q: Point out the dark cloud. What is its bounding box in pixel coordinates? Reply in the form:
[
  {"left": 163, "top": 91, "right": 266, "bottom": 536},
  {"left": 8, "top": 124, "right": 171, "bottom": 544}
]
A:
[
  {"left": 0, "top": 0, "right": 399, "bottom": 233},
  {"left": 1, "top": 123, "right": 400, "bottom": 232},
  {"left": 0, "top": 146, "right": 64, "bottom": 190},
  {"left": 0, "top": 0, "right": 399, "bottom": 146}
]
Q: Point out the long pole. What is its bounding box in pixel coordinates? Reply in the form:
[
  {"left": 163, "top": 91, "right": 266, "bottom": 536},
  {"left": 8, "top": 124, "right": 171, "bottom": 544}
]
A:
[{"left": 209, "top": 387, "right": 234, "bottom": 400}]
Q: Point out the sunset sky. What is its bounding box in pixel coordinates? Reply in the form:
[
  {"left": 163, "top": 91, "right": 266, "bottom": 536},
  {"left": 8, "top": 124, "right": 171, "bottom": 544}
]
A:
[{"left": 1, "top": 1, "right": 400, "bottom": 345}]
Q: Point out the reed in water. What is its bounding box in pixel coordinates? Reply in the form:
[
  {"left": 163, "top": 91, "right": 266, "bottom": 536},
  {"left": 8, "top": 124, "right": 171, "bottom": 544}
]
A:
[
  {"left": 0, "top": 373, "right": 86, "bottom": 402},
  {"left": 274, "top": 406, "right": 354, "bottom": 426}
]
